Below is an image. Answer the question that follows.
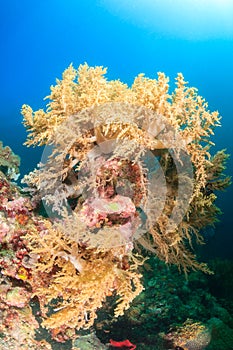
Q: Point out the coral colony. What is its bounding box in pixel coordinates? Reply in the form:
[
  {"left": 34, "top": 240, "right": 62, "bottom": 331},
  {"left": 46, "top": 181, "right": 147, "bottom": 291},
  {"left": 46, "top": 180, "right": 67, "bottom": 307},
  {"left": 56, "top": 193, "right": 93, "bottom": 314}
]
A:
[{"left": 0, "top": 64, "right": 230, "bottom": 349}]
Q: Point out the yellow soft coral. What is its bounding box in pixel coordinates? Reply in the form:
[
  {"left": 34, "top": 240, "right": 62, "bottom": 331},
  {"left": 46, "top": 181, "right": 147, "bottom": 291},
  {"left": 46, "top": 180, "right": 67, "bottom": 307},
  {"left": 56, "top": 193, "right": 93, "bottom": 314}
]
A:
[
  {"left": 25, "top": 219, "right": 144, "bottom": 330},
  {"left": 21, "top": 63, "right": 221, "bottom": 200},
  {"left": 21, "top": 64, "right": 230, "bottom": 292}
]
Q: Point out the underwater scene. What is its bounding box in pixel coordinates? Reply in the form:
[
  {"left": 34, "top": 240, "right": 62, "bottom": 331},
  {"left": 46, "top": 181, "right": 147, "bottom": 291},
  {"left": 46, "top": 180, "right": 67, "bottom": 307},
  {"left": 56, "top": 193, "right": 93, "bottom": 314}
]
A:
[{"left": 1, "top": 1, "right": 233, "bottom": 349}]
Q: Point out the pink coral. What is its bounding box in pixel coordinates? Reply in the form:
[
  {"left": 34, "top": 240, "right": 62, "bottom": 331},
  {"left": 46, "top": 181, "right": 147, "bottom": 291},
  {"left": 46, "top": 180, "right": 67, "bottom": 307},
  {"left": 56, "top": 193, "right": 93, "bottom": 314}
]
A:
[
  {"left": 2, "top": 197, "right": 29, "bottom": 217},
  {"left": 80, "top": 195, "right": 137, "bottom": 229},
  {"left": 0, "top": 220, "right": 9, "bottom": 242},
  {"left": 5, "top": 286, "right": 31, "bottom": 308}
]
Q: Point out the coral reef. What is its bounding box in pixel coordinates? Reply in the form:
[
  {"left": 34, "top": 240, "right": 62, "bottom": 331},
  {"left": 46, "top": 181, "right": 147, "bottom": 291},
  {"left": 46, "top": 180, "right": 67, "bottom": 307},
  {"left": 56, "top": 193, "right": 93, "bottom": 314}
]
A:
[
  {"left": 25, "top": 218, "right": 144, "bottom": 331},
  {"left": 0, "top": 140, "right": 143, "bottom": 344},
  {"left": 0, "top": 170, "right": 52, "bottom": 348},
  {"left": 95, "top": 255, "right": 221, "bottom": 346},
  {"left": 98, "top": 255, "right": 233, "bottom": 350},
  {"left": 160, "top": 317, "right": 233, "bottom": 350},
  {"left": 162, "top": 319, "right": 211, "bottom": 350},
  {"left": 0, "top": 141, "right": 20, "bottom": 181},
  {"left": 22, "top": 63, "right": 230, "bottom": 273},
  {"left": 0, "top": 63, "right": 231, "bottom": 347}
]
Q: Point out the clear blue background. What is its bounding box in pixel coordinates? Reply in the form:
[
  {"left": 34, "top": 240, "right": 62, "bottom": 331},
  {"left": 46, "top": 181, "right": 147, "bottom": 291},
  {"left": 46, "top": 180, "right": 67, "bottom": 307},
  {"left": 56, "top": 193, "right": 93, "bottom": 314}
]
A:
[{"left": 1, "top": 0, "right": 232, "bottom": 258}]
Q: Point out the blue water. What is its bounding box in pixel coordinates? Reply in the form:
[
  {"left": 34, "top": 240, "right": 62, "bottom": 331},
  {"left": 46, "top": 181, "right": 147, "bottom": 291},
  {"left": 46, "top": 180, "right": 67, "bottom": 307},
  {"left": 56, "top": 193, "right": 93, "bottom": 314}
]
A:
[{"left": 1, "top": 0, "right": 232, "bottom": 259}]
